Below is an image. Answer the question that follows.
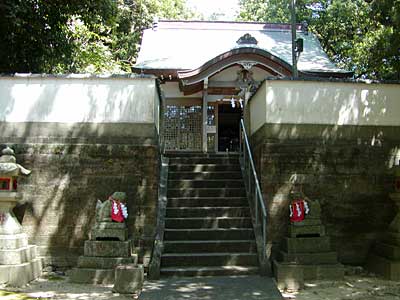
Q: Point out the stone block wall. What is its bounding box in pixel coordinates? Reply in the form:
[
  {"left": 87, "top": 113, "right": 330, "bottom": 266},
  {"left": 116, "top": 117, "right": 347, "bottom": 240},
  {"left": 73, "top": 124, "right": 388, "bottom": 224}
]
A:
[
  {"left": 2, "top": 125, "right": 159, "bottom": 268},
  {"left": 251, "top": 123, "right": 399, "bottom": 265}
]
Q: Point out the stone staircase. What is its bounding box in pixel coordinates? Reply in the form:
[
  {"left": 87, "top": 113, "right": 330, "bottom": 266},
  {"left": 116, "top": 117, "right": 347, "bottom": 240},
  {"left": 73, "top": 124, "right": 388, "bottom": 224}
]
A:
[{"left": 161, "top": 153, "right": 259, "bottom": 277}]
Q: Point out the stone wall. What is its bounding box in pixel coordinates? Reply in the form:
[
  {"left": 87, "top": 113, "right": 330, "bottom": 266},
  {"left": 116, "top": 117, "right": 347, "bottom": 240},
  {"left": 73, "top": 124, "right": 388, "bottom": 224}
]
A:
[
  {"left": 4, "top": 125, "right": 159, "bottom": 267},
  {"left": 251, "top": 123, "right": 399, "bottom": 265},
  {"left": 0, "top": 75, "right": 162, "bottom": 268}
]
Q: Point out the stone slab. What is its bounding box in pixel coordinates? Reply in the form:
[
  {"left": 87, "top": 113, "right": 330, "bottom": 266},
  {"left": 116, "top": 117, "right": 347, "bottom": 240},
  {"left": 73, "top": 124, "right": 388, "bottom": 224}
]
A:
[
  {"left": 301, "top": 263, "right": 344, "bottom": 280},
  {"left": 84, "top": 240, "right": 131, "bottom": 257},
  {"left": 113, "top": 264, "right": 144, "bottom": 294},
  {"left": 69, "top": 268, "right": 115, "bottom": 284},
  {"left": 77, "top": 255, "right": 137, "bottom": 269},
  {"left": 94, "top": 222, "right": 126, "bottom": 230},
  {"left": 90, "top": 228, "right": 128, "bottom": 241},
  {"left": 273, "top": 260, "right": 304, "bottom": 291},
  {"left": 290, "top": 218, "right": 321, "bottom": 226},
  {"left": 139, "top": 276, "right": 283, "bottom": 300},
  {"left": 366, "top": 253, "right": 400, "bottom": 281},
  {"left": 280, "top": 250, "right": 338, "bottom": 264},
  {"left": 0, "top": 257, "right": 42, "bottom": 287},
  {"left": 288, "top": 225, "right": 325, "bottom": 237},
  {"left": 0, "top": 245, "right": 37, "bottom": 265},
  {"left": 0, "top": 233, "right": 28, "bottom": 250},
  {"left": 375, "top": 242, "right": 400, "bottom": 260},
  {"left": 283, "top": 236, "right": 331, "bottom": 253}
]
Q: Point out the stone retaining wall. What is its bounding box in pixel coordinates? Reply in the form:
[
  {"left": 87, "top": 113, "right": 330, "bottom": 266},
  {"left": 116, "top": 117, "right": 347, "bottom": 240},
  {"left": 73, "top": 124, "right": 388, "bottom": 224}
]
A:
[
  {"left": 251, "top": 123, "right": 399, "bottom": 265},
  {"left": 4, "top": 128, "right": 159, "bottom": 267}
]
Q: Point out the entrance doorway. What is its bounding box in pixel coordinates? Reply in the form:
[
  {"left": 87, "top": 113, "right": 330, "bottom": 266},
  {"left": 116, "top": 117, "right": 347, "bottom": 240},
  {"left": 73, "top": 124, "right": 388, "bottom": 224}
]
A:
[{"left": 218, "top": 103, "right": 242, "bottom": 152}]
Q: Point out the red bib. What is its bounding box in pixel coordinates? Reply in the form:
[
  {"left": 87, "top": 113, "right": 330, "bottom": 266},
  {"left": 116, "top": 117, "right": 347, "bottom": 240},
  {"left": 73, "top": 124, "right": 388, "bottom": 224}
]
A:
[
  {"left": 111, "top": 200, "right": 124, "bottom": 223},
  {"left": 290, "top": 199, "right": 306, "bottom": 222}
]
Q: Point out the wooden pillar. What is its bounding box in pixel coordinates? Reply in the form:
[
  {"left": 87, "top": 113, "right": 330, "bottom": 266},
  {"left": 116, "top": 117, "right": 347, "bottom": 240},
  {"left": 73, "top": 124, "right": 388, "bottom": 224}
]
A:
[{"left": 202, "top": 78, "right": 208, "bottom": 153}]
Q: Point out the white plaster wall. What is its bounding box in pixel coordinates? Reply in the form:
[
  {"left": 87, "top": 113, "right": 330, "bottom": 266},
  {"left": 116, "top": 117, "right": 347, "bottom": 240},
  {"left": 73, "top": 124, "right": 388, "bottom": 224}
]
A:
[
  {"left": 250, "top": 80, "right": 400, "bottom": 134},
  {"left": 0, "top": 76, "right": 158, "bottom": 124},
  {"left": 249, "top": 82, "right": 267, "bottom": 134}
]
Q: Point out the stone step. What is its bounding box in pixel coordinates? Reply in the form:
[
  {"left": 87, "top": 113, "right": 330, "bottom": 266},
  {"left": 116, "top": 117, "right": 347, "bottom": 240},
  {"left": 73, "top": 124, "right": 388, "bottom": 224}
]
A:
[
  {"left": 165, "top": 217, "right": 252, "bottom": 229},
  {"left": 164, "top": 228, "right": 254, "bottom": 241},
  {"left": 169, "top": 171, "right": 242, "bottom": 180},
  {"left": 374, "top": 242, "right": 400, "bottom": 260},
  {"left": 161, "top": 252, "right": 258, "bottom": 267},
  {"left": 0, "top": 233, "right": 28, "bottom": 250},
  {"left": 166, "top": 152, "right": 239, "bottom": 158},
  {"left": 168, "top": 188, "right": 246, "bottom": 198},
  {"left": 0, "top": 245, "right": 37, "bottom": 265},
  {"left": 167, "top": 197, "right": 248, "bottom": 208},
  {"left": 169, "top": 158, "right": 240, "bottom": 165},
  {"left": 279, "top": 250, "right": 339, "bottom": 264},
  {"left": 168, "top": 179, "right": 244, "bottom": 189},
  {"left": 69, "top": 267, "right": 115, "bottom": 284},
  {"left": 160, "top": 265, "right": 259, "bottom": 277},
  {"left": 77, "top": 255, "right": 137, "bottom": 269},
  {"left": 165, "top": 207, "right": 250, "bottom": 218},
  {"left": 0, "top": 257, "right": 42, "bottom": 286},
  {"left": 282, "top": 236, "right": 331, "bottom": 253},
  {"left": 169, "top": 164, "right": 241, "bottom": 172},
  {"left": 84, "top": 240, "right": 131, "bottom": 257},
  {"left": 163, "top": 240, "right": 257, "bottom": 253}
]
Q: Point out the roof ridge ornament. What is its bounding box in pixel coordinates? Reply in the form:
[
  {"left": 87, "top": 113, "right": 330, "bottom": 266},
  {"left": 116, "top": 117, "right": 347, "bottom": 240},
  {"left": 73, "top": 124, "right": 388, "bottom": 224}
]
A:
[{"left": 236, "top": 33, "right": 258, "bottom": 45}]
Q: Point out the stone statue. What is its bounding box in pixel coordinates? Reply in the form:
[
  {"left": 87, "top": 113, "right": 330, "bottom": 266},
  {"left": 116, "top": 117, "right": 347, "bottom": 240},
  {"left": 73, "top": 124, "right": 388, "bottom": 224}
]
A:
[
  {"left": 95, "top": 192, "right": 128, "bottom": 223},
  {"left": 92, "top": 192, "right": 128, "bottom": 241}
]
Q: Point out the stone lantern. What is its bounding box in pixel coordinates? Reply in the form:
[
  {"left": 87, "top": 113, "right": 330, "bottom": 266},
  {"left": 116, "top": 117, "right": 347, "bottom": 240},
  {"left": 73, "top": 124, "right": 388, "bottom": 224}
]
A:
[
  {"left": 0, "top": 146, "right": 42, "bottom": 286},
  {"left": 0, "top": 147, "right": 30, "bottom": 235}
]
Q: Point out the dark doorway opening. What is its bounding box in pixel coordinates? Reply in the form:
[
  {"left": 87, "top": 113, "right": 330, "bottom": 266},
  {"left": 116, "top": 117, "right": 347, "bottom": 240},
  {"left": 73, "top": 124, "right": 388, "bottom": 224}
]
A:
[{"left": 218, "top": 103, "right": 242, "bottom": 152}]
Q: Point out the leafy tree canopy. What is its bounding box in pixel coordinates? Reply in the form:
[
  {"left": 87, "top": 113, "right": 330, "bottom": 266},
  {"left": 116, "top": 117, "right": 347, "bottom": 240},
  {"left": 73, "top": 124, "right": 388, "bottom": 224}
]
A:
[
  {"left": 0, "top": 0, "right": 195, "bottom": 73},
  {"left": 238, "top": 0, "right": 400, "bottom": 80}
]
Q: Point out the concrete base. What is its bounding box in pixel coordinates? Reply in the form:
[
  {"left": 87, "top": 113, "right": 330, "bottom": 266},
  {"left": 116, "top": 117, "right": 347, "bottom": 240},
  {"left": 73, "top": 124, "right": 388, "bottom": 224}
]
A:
[
  {"left": 0, "top": 258, "right": 42, "bottom": 286},
  {"left": 0, "top": 245, "right": 37, "bottom": 264},
  {"left": 113, "top": 264, "right": 144, "bottom": 294},
  {"left": 302, "top": 263, "right": 344, "bottom": 280},
  {"left": 71, "top": 238, "right": 137, "bottom": 284},
  {"left": 288, "top": 225, "right": 325, "bottom": 238},
  {"left": 69, "top": 268, "right": 115, "bottom": 284},
  {"left": 282, "top": 236, "right": 331, "bottom": 253},
  {"left": 366, "top": 253, "right": 400, "bottom": 280},
  {"left": 77, "top": 255, "right": 137, "bottom": 269},
  {"left": 90, "top": 222, "right": 128, "bottom": 241},
  {"left": 0, "top": 233, "right": 28, "bottom": 250},
  {"left": 0, "top": 232, "right": 42, "bottom": 287},
  {"left": 84, "top": 240, "right": 131, "bottom": 257},
  {"left": 273, "top": 260, "right": 304, "bottom": 291},
  {"left": 279, "top": 250, "right": 338, "bottom": 265}
]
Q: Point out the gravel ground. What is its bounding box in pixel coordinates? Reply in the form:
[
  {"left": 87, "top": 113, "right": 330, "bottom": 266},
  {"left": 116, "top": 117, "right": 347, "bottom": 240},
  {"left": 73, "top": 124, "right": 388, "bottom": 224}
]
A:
[{"left": 1, "top": 268, "right": 400, "bottom": 300}]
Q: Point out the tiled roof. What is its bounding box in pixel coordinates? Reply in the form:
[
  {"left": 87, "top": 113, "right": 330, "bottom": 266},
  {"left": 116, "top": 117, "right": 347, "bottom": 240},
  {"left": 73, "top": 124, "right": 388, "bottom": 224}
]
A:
[{"left": 134, "top": 21, "right": 350, "bottom": 75}]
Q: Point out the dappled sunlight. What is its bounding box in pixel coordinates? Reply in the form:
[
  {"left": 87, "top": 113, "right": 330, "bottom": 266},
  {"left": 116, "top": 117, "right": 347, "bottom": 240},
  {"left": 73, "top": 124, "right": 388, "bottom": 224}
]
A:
[{"left": 140, "top": 276, "right": 282, "bottom": 300}]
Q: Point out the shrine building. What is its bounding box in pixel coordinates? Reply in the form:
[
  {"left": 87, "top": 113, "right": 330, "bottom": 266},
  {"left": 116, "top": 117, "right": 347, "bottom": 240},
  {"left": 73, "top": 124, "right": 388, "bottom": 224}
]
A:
[{"left": 0, "top": 20, "right": 399, "bottom": 278}]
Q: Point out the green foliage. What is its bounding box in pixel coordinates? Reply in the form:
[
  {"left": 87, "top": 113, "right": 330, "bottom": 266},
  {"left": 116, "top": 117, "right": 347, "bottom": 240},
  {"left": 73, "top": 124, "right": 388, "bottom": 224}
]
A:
[
  {"left": 0, "top": 0, "right": 194, "bottom": 73},
  {"left": 238, "top": 0, "right": 400, "bottom": 80}
]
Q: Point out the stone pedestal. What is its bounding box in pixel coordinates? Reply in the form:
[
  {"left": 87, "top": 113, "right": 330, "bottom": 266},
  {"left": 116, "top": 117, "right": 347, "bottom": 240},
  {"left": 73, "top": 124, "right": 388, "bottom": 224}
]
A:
[
  {"left": 69, "top": 222, "right": 137, "bottom": 284},
  {"left": 274, "top": 200, "right": 344, "bottom": 285},
  {"left": 0, "top": 193, "right": 42, "bottom": 286},
  {"left": 113, "top": 264, "right": 144, "bottom": 294},
  {"left": 366, "top": 193, "right": 400, "bottom": 280}
]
